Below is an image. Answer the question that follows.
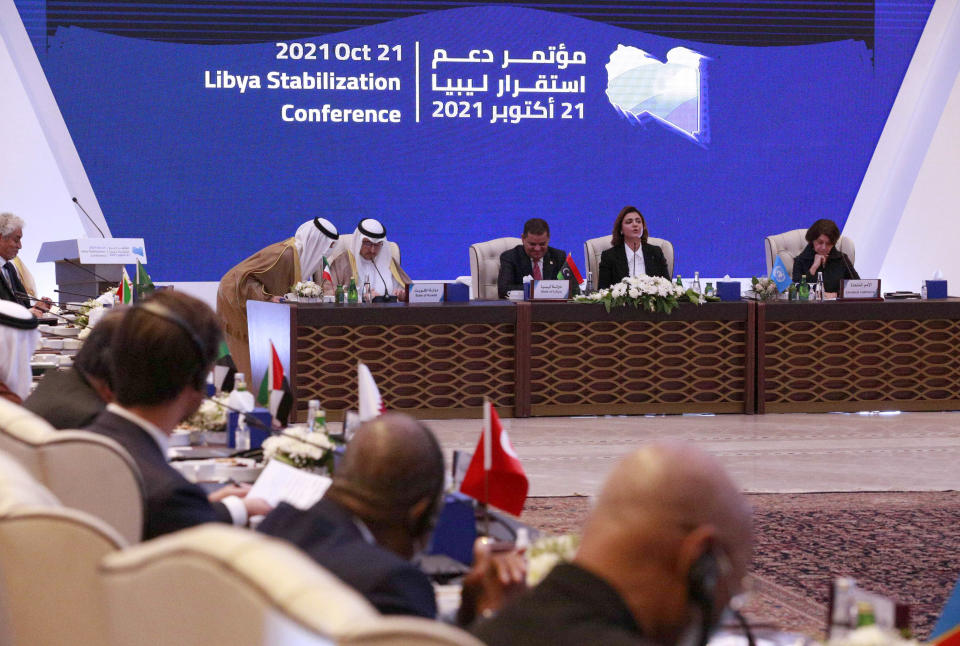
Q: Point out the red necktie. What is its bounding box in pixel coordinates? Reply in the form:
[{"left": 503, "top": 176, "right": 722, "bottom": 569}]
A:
[{"left": 532, "top": 261, "right": 542, "bottom": 280}]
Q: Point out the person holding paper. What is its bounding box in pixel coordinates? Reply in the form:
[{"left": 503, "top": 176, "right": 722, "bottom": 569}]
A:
[
  {"left": 791, "top": 219, "right": 859, "bottom": 295},
  {"left": 326, "top": 218, "right": 411, "bottom": 301},
  {"left": 258, "top": 413, "right": 526, "bottom": 621},
  {"left": 85, "top": 291, "right": 271, "bottom": 540},
  {"left": 0, "top": 212, "right": 52, "bottom": 317},
  {"left": 597, "top": 206, "right": 670, "bottom": 289},
  {"left": 497, "top": 218, "right": 571, "bottom": 298},
  {"left": 216, "top": 218, "right": 339, "bottom": 377}
]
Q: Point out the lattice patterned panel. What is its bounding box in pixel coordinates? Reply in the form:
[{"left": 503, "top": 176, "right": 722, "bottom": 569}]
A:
[
  {"left": 763, "top": 318, "right": 960, "bottom": 410},
  {"left": 294, "top": 322, "right": 515, "bottom": 418},
  {"left": 529, "top": 319, "right": 748, "bottom": 413}
]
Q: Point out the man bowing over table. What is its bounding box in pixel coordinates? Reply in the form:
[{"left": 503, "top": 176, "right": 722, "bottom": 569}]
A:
[
  {"left": 326, "top": 218, "right": 411, "bottom": 301},
  {"left": 217, "top": 218, "right": 339, "bottom": 378}
]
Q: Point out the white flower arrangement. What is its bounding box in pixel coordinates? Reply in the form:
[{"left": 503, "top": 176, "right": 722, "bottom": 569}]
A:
[
  {"left": 574, "top": 275, "right": 700, "bottom": 314},
  {"left": 262, "top": 424, "right": 339, "bottom": 472},
  {"left": 526, "top": 533, "right": 581, "bottom": 586},
  {"left": 750, "top": 276, "right": 781, "bottom": 302},
  {"left": 824, "top": 626, "right": 919, "bottom": 646},
  {"left": 292, "top": 281, "right": 322, "bottom": 299},
  {"left": 75, "top": 287, "right": 118, "bottom": 327},
  {"left": 181, "top": 392, "right": 229, "bottom": 431}
]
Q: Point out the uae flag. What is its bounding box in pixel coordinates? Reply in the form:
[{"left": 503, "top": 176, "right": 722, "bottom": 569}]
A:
[
  {"left": 120, "top": 268, "right": 134, "bottom": 305},
  {"left": 257, "top": 341, "right": 292, "bottom": 425},
  {"left": 459, "top": 400, "right": 528, "bottom": 516}
]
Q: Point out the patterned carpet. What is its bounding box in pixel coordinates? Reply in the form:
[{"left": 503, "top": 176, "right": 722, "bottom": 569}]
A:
[{"left": 521, "top": 492, "right": 960, "bottom": 641}]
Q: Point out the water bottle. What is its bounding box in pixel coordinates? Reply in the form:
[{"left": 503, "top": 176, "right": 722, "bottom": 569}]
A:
[
  {"left": 675, "top": 274, "right": 683, "bottom": 288},
  {"left": 921, "top": 282, "right": 927, "bottom": 300},
  {"left": 362, "top": 281, "right": 372, "bottom": 303},
  {"left": 347, "top": 278, "right": 359, "bottom": 304},
  {"left": 584, "top": 271, "right": 593, "bottom": 294},
  {"left": 692, "top": 271, "right": 702, "bottom": 295},
  {"left": 307, "top": 399, "right": 320, "bottom": 432},
  {"left": 335, "top": 283, "right": 344, "bottom": 304},
  {"left": 816, "top": 271, "right": 825, "bottom": 301},
  {"left": 314, "top": 407, "right": 327, "bottom": 433}
]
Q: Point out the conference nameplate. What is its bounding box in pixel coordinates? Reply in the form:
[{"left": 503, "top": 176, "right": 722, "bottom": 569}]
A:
[
  {"left": 840, "top": 279, "right": 881, "bottom": 300},
  {"left": 408, "top": 282, "right": 445, "bottom": 303},
  {"left": 531, "top": 279, "right": 570, "bottom": 300},
  {"left": 77, "top": 238, "right": 147, "bottom": 265}
]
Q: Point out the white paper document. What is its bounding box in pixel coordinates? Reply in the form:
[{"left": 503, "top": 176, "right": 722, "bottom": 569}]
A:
[{"left": 248, "top": 459, "right": 331, "bottom": 509}]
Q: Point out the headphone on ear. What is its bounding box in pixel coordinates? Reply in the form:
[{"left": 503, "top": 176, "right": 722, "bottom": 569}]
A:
[
  {"left": 136, "top": 300, "right": 210, "bottom": 389},
  {"left": 688, "top": 550, "right": 721, "bottom": 646}
]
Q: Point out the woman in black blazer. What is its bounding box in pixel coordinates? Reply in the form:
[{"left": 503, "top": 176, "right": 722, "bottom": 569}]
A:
[{"left": 597, "top": 206, "right": 670, "bottom": 289}]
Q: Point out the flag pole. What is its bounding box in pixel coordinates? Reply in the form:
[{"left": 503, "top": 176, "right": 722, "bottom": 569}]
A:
[{"left": 483, "top": 397, "right": 491, "bottom": 537}]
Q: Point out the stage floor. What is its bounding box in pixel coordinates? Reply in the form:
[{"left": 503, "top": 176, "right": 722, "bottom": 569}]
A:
[{"left": 426, "top": 410, "right": 960, "bottom": 496}]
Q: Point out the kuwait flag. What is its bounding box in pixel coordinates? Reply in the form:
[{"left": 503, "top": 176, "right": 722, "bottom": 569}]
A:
[
  {"left": 257, "top": 341, "right": 292, "bottom": 425},
  {"left": 459, "top": 399, "right": 528, "bottom": 516},
  {"left": 120, "top": 267, "right": 134, "bottom": 305},
  {"left": 321, "top": 256, "right": 334, "bottom": 286}
]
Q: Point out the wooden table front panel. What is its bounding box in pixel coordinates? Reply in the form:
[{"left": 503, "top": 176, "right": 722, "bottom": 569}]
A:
[
  {"left": 527, "top": 302, "right": 754, "bottom": 416},
  {"left": 760, "top": 300, "right": 960, "bottom": 413},
  {"left": 291, "top": 303, "right": 517, "bottom": 421}
]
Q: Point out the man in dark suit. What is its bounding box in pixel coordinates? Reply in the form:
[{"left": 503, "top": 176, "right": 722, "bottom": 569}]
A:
[
  {"left": 84, "top": 290, "right": 270, "bottom": 540},
  {"left": 0, "top": 213, "right": 51, "bottom": 316},
  {"left": 473, "top": 443, "right": 753, "bottom": 646},
  {"left": 259, "top": 412, "right": 526, "bottom": 621},
  {"left": 497, "top": 218, "right": 572, "bottom": 299}
]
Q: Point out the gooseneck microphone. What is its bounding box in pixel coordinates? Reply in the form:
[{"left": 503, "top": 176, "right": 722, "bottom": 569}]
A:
[
  {"left": 71, "top": 196, "right": 107, "bottom": 238},
  {"left": 370, "top": 262, "right": 398, "bottom": 303}
]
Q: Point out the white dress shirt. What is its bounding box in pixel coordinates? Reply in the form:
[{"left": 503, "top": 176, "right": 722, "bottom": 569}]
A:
[{"left": 624, "top": 244, "right": 647, "bottom": 277}]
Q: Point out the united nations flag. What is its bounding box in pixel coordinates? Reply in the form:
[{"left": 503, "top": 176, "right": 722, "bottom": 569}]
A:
[{"left": 770, "top": 256, "right": 792, "bottom": 293}]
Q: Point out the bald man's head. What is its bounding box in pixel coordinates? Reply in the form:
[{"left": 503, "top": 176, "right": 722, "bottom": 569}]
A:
[
  {"left": 327, "top": 413, "right": 445, "bottom": 540},
  {"left": 575, "top": 442, "right": 752, "bottom": 645}
]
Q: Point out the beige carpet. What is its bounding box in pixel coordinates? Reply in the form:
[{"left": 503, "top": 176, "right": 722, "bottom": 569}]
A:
[{"left": 428, "top": 411, "right": 960, "bottom": 496}]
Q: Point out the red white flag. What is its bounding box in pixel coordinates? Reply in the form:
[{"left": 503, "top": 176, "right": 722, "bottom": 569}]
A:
[
  {"left": 321, "top": 256, "right": 334, "bottom": 286},
  {"left": 358, "top": 362, "right": 386, "bottom": 421},
  {"left": 459, "top": 400, "right": 528, "bottom": 516}
]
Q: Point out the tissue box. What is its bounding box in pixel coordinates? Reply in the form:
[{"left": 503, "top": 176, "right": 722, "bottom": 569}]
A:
[
  {"left": 717, "top": 281, "right": 741, "bottom": 301},
  {"left": 926, "top": 280, "right": 948, "bottom": 299},
  {"left": 444, "top": 282, "right": 469, "bottom": 302},
  {"left": 227, "top": 409, "right": 272, "bottom": 449}
]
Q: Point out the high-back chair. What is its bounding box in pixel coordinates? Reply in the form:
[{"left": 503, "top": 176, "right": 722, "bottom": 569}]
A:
[
  {"left": 0, "top": 450, "right": 125, "bottom": 646},
  {"left": 339, "top": 616, "right": 486, "bottom": 645},
  {"left": 100, "top": 524, "right": 380, "bottom": 646},
  {"left": 0, "top": 399, "right": 145, "bottom": 544},
  {"left": 469, "top": 237, "right": 522, "bottom": 299},
  {"left": 583, "top": 235, "right": 676, "bottom": 286},
  {"left": 764, "top": 228, "right": 856, "bottom": 276}
]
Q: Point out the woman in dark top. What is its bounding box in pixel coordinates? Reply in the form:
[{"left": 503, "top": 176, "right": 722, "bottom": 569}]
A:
[
  {"left": 791, "top": 219, "right": 859, "bottom": 294},
  {"left": 597, "top": 206, "right": 670, "bottom": 289}
]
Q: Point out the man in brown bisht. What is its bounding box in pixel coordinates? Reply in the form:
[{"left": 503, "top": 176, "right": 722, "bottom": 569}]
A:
[{"left": 216, "top": 218, "right": 339, "bottom": 377}]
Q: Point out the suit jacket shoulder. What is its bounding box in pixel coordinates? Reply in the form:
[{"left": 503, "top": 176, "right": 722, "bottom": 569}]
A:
[
  {"left": 84, "top": 410, "right": 226, "bottom": 540},
  {"left": 259, "top": 498, "right": 437, "bottom": 618},
  {"left": 24, "top": 368, "right": 105, "bottom": 429}
]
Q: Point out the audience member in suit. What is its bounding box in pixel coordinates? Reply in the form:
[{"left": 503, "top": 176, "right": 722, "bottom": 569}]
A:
[
  {"left": 497, "top": 218, "right": 573, "bottom": 299},
  {"left": 84, "top": 291, "right": 271, "bottom": 540},
  {"left": 0, "top": 212, "right": 51, "bottom": 316},
  {"left": 791, "top": 218, "right": 859, "bottom": 295},
  {"left": 24, "top": 309, "right": 122, "bottom": 429},
  {"left": 474, "top": 442, "right": 753, "bottom": 646},
  {"left": 0, "top": 300, "right": 40, "bottom": 404},
  {"left": 259, "top": 412, "right": 526, "bottom": 621},
  {"left": 598, "top": 206, "right": 670, "bottom": 289}
]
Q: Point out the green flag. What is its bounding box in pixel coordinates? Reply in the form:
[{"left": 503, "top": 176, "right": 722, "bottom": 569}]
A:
[{"left": 135, "top": 259, "right": 155, "bottom": 299}]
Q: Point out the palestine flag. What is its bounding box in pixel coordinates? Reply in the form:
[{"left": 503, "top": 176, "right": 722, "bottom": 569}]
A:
[
  {"left": 257, "top": 341, "right": 292, "bottom": 425},
  {"left": 213, "top": 341, "right": 236, "bottom": 392}
]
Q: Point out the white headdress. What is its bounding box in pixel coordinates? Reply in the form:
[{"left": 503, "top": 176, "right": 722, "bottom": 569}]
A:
[
  {"left": 294, "top": 218, "right": 339, "bottom": 280},
  {"left": 0, "top": 300, "right": 40, "bottom": 400},
  {"left": 350, "top": 219, "right": 394, "bottom": 296}
]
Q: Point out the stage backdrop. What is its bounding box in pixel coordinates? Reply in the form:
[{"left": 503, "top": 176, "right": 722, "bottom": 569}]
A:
[{"left": 15, "top": 0, "right": 933, "bottom": 283}]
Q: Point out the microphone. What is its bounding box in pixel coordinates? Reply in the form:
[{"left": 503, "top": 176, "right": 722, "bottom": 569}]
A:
[
  {"left": 61, "top": 257, "right": 117, "bottom": 285},
  {"left": 370, "top": 262, "right": 398, "bottom": 303},
  {"left": 54, "top": 287, "right": 108, "bottom": 300},
  {"left": 71, "top": 197, "right": 107, "bottom": 238}
]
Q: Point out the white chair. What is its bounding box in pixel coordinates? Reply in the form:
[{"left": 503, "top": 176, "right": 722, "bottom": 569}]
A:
[
  {"left": 469, "top": 237, "right": 522, "bottom": 300},
  {"left": 583, "top": 235, "right": 676, "bottom": 286},
  {"left": 100, "top": 524, "right": 381, "bottom": 646},
  {"left": 0, "top": 450, "right": 126, "bottom": 646},
  {"left": 339, "top": 616, "right": 486, "bottom": 646},
  {"left": 764, "top": 228, "right": 856, "bottom": 277},
  {"left": 0, "top": 398, "right": 145, "bottom": 544}
]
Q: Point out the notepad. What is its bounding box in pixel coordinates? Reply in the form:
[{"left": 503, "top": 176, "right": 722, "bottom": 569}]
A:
[{"left": 247, "top": 459, "right": 331, "bottom": 509}]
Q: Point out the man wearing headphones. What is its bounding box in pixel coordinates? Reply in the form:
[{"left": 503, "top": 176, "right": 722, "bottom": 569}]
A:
[
  {"left": 84, "top": 291, "right": 271, "bottom": 540},
  {"left": 259, "top": 412, "right": 526, "bottom": 621},
  {"left": 473, "top": 442, "right": 753, "bottom": 646}
]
